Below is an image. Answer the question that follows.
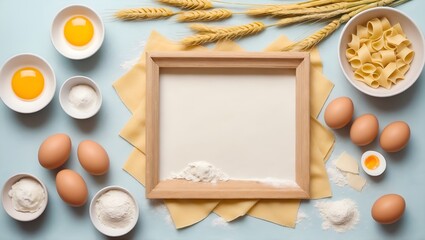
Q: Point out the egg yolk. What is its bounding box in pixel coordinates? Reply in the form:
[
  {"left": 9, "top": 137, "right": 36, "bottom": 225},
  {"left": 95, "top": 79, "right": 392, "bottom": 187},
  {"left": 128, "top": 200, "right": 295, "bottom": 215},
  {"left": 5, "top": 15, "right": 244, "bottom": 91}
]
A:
[
  {"left": 64, "top": 16, "right": 94, "bottom": 47},
  {"left": 11, "top": 67, "right": 44, "bottom": 100},
  {"left": 365, "top": 155, "right": 380, "bottom": 170}
]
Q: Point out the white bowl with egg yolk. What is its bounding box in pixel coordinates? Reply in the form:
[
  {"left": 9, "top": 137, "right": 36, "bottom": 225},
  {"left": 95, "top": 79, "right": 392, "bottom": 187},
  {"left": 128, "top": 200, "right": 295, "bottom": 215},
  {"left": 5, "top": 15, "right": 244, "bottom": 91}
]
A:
[
  {"left": 0, "top": 53, "right": 56, "bottom": 113},
  {"left": 51, "top": 5, "right": 105, "bottom": 60}
]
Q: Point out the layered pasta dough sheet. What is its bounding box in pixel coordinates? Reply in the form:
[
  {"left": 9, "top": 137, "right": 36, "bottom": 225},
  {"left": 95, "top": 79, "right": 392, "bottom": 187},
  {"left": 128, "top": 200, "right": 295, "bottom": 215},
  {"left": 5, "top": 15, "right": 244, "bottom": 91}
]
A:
[{"left": 345, "top": 17, "right": 414, "bottom": 89}]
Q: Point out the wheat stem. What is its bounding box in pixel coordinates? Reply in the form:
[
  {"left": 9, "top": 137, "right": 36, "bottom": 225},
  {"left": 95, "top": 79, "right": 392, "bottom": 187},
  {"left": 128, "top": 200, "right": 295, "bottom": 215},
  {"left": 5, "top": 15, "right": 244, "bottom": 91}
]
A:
[
  {"left": 270, "top": 0, "right": 378, "bottom": 17},
  {"left": 211, "top": 0, "right": 274, "bottom": 6},
  {"left": 281, "top": 0, "right": 397, "bottom": 51},
  {"left": 114, "top": 8, "right": 175, "bottom": 20},
  {"left": 389, "top": 0, "right": 411, "bottom": 7},
  {"left": 274, "top": 5, "right": 362, "bottom": 27},
  {"left": 177, "top": 9, "right": 233, "bottom": 22},
  {"left": 246, "top": 0, "right": 361, "bottom": 16},
  {"left": 157, "top": 0, "right": 213, "bottom": 10},
  {"left": 182, "top": 21, "right": 266, "bottom": 46}
]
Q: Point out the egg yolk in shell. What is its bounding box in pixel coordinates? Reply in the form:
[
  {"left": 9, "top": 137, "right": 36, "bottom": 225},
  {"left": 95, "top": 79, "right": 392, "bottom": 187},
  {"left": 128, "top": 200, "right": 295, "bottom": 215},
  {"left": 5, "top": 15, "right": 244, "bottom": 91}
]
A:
[
  {"left": 364, "top": 155, "right": 380, "bottom": 170},
  {"left": 11, "top": 67, "right": 45, "bottom": 100},
  {"left": 64, "top": 16, "right": 94, "bottom": 47}
]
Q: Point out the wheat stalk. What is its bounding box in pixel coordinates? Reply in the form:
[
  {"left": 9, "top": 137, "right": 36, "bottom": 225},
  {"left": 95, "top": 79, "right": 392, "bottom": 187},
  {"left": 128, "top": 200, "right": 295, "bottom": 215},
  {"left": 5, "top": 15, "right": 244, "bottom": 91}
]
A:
[
  {"left": 181, "top": 21, "right": 266, "bottom": 46},
  {"left": 246, "top": 0, "right": 362, "bottom": 16},
  {"left": 115, "top": 8, "right": 175, "bottom": 20},
  {"left": 270, "top": 0, "right": 378, "bottom": 17},
  {"left": 275, "top": 5, "right": 362, "bottom": 26},
  {"left": 281, "top": 0, "right": 397, "bottom": 51},
  {"left": 177, "top": 9, "right": 233, "bottom": 22},
  {"left": 157, "top": 0, "right": 213, "bottom": 10}
]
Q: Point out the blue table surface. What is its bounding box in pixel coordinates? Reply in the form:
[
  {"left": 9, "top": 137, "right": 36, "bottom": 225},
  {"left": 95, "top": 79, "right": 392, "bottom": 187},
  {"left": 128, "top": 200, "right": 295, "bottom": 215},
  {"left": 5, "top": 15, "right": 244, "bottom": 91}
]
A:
[{"left": 0, "top": 1, "right": 424, "bottom": 239}]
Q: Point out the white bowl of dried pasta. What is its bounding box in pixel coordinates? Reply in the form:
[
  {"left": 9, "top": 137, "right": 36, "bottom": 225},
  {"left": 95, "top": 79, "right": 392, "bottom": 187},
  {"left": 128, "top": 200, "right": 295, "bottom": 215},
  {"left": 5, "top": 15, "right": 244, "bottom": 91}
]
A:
[{"left": 338, "top": 7, "right": 424, "bottom": 97}]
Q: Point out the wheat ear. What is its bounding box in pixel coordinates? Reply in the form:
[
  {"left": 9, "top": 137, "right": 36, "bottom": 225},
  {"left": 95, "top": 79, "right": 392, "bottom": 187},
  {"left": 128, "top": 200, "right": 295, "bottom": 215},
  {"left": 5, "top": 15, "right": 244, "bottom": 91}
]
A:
[
  {"left": 246, "top": 0, "right": 361, "bottom": 16},
  {"left": 157, "top": 0, "right": 213, "bottom": 10},
  {"left": 181, "top": 21, "right": 266, "bottom": 46},
  {"left": 281, "top": 0, "right": 396, "bottom": 51},
  {"left": 189, "top": 23, "right": 221, "bottom": 33},
  {"left": 275, "top": 5, "right": 362, "bottom": 27},
  {"left": 115, "top": 8, "right": 175, "bottom": 20},
  {"left": 177, "top": 9, "right": 232, "bottom": 22},
  {"left": 271, "top": 0, "right": 378, "bottom": 17}
]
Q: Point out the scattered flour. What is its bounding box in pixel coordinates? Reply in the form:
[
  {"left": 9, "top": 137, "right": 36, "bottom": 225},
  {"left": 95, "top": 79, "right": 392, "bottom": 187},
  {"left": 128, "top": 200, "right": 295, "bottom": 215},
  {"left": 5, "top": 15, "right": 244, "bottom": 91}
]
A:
[
  {"left": 327, "top": 153, "right": 367, "bottom": 192},
  {"left": 296, "top": 210, "right": 309, "bottom": 224},
  {"left": 327, "top": 160, "right": 348, "bottom": 187},
  {"left": 240, "top": 177, "right": 298, "bottom": 188},
  {"left": 120, "top": 57, "right": 140, "bottom": 70},
  {"left": 120, "top": 40, "right": 146, "bottom": 70},
  {"left": 172, "top": 162, "right": 298, "bottom": 187},
  {"left": 211, "top": 216, "right": 230, "bottom": 228},
  {"left": 150, "top": 201, "right": 173, "bottom": 226},
  {"left": 315, "top": 199, "right": 359, "bottom": 232},
  {"left": 172, "top": 161, "right": 229, "bottom": 183}
]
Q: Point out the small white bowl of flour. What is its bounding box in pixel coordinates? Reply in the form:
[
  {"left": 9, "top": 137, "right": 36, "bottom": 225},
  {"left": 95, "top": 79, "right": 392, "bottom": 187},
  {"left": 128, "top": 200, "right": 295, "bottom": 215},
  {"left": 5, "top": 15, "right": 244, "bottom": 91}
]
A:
[
  {"left": 59, "top": 76, "right": 102, "bottom": 119},
  {"left": 2, "top": 173, "right": 48, "bottom": 221},
  {"left": 90, "top": 186, "right": 139, "bottom": 237}
]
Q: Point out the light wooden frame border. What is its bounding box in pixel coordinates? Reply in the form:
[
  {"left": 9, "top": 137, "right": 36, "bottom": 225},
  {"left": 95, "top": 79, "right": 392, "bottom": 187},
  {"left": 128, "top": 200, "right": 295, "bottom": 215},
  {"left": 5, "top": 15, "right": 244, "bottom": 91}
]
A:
[{"left": 146, "top": 51, "right": 310, "bottom": 199}]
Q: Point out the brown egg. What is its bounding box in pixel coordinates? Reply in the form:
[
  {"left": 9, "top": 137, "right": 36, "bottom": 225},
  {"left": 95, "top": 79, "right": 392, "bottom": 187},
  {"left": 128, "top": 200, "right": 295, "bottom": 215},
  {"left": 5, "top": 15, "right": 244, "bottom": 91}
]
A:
[
  {"left": 380, "top": 121, "right": 410, "bottom": 152},
  {"left": 77, "top": 140, "right": 109, "bottom": 175},
  {"left": 56, "top": 169, "right": 88, "bottom": 207},
  {"left": 38, "top": 133, "right": 72, "bottom": 169},
  {"left": 371, "top": 194, "right": 406, "bottom": 224},
  {"left": 350, "top": 114, "right": 379, "bottom": 146},
  {"left": 324, "top": 97, "right": 354, "bottom": 129}
]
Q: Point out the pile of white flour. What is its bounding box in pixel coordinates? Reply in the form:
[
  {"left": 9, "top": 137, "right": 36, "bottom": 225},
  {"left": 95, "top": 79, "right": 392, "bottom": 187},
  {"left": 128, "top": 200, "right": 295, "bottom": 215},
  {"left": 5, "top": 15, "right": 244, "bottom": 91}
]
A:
[
  {"left": 315, "top": 199, "right": 359, "bottom": 232},
  {"left": 95, "top": 190, "right": 137, "bottom": 229},
  {"left": 172, "top": 161, "right": 229, "bottom": 183}
]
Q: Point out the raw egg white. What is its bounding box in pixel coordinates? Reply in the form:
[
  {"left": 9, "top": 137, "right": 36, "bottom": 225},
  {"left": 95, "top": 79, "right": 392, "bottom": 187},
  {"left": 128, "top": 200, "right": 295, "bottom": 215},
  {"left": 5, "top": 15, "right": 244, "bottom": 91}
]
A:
[
  {"left": 64, "top": 15, "right": 94, "bottom": 47},
  {"left": 361, "top": 150, "right": 386, "bottom": 176},
  {"left": 11, "top": 67, "right": 44, "bottom": 100}
]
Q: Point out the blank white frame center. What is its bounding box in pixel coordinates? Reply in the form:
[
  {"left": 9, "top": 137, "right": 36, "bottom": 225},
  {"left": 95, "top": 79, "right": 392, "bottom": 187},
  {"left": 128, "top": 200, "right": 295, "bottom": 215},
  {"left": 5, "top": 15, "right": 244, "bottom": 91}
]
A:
[{"left": 159, "top": 67, "right": 296, "bottom": 181}]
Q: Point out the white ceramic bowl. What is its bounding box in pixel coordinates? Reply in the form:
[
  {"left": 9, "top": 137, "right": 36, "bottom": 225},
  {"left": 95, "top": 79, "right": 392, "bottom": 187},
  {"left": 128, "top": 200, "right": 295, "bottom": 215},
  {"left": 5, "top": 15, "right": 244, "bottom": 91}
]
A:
[
  {"left": 59, "top": 76, "right": 102, "bottom": 119},
  {"left": 361, "top": 150, "right": 387, "bottom": 177},
  {"left": 51, "top": 5, "right": 104, "bottom": 60},
  {"left": 338, "top": 7, "right": 425, "bottom": 97},
  {"left": 2, "top": 173, "right": 48, "bottom": 221},
  {"left": 0, "top": 53, "right": 56, "bottom": 113},
  {"left": 90, "top": 186, "right": 139, "bottom": 237}
]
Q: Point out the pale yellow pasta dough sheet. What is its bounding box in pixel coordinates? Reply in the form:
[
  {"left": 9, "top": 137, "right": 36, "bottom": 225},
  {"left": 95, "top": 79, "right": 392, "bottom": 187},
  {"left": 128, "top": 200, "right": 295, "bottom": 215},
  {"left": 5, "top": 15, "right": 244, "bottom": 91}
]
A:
[{"left": 114, "top": 31, "right": 335, "bottom": 229}]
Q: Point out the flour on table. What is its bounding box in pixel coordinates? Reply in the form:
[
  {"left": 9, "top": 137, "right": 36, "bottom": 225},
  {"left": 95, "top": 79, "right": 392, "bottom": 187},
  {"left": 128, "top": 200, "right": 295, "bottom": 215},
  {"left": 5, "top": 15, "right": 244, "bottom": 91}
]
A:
[
  {"left": 296, "top": 210, "right": 309, "bottom": 224},
  {"left": 150, "top": 200, "right": 173, "bottom": 226},
  {"left": 315, "top": 199, "right": 359, "bottom": 232},
  {"left": 327, "top": 152, "right": 367, "bottom": 191},
  {"left": 172, "top": 161, "right": 229, "bottom": 183},
  {"left": 211, "top": 216, "right": 230, "bottom": 228},
  {"left": 327, "top": 160, "right": 348, "bottom": 187},
  {"left": 120, "top": 40, "right": 146, "bottom": 70},
  {"left": 120, "top": 57, "right": 140, "bottom": 70}
]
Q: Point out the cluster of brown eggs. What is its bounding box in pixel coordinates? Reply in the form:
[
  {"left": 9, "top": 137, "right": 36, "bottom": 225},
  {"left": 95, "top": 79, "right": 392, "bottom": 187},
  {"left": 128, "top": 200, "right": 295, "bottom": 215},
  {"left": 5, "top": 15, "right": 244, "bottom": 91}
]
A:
[{"left": 38, "top": 133, "right": 109, "bottom": 207}]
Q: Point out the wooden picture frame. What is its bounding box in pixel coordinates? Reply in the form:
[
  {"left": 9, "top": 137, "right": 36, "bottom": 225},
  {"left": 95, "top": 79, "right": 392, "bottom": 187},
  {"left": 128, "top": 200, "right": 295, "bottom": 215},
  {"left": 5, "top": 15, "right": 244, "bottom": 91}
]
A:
[{"left": 146, "top": 51, "right": 310, "bottom": 199}]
